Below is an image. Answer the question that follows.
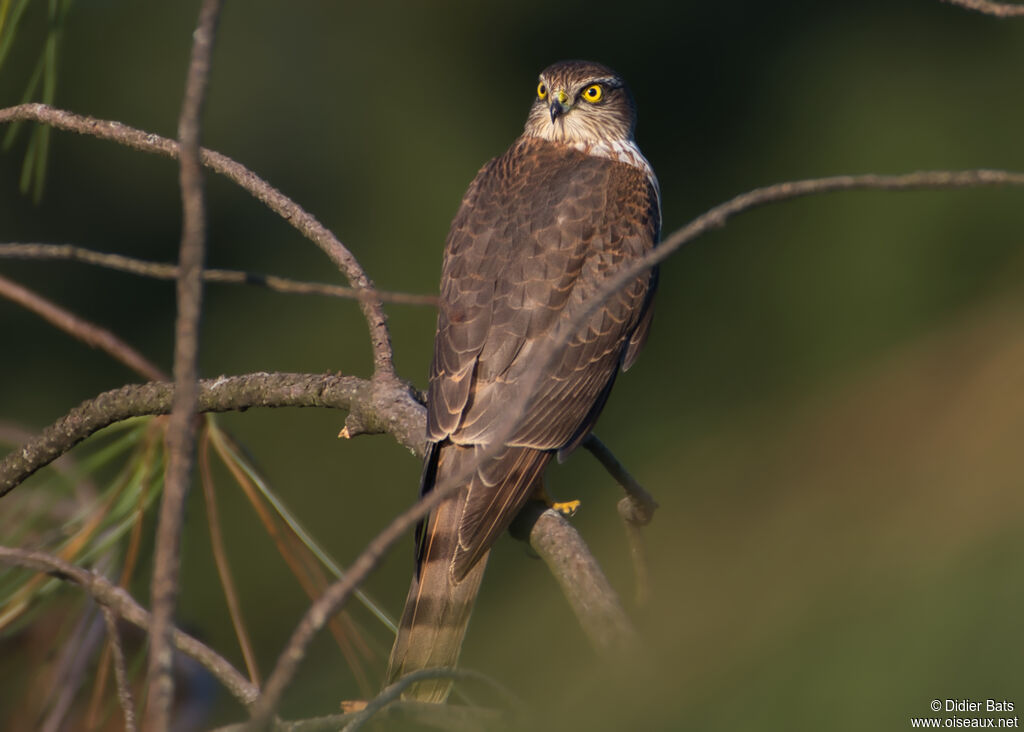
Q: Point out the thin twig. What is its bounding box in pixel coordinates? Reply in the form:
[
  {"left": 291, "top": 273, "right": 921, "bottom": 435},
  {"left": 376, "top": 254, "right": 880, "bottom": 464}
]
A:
[
  {"left": 0, "top": 243, "right": 439, "bottom": 306},
  {"left": 0, "top": 372, "right": 424, "bottom": 497},
  {"left": 581, "top": 434, "right": 657, "bottom": 607},
  {"left": 581, "top": 434, "right": 657, "bottom": 524},
  {"left": 100, "top": 605, "right": 138, "bottom": 732},
  {"left": 940, "top": 0, "right": 1024, "bottom": 16},
  {"left": 0, "top": 103, "right": 396, "bottom": 375},
  {"left": 340, "top": 668, "right": 520, "bottom": 732},
  {"left": 146, "top": 2, "right": 222, "bottom": 728},
  {"left": 0, "top": 545, "right": 258, "bottom": 707},
  {"left": 0, "top": 272, "right": 166, "bottom": 382}
]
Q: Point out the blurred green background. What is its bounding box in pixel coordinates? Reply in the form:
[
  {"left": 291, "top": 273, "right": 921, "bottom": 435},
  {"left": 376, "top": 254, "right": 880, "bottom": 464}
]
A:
[{"left": 2, "top": 1, "right": 1023, "bottom": 729}]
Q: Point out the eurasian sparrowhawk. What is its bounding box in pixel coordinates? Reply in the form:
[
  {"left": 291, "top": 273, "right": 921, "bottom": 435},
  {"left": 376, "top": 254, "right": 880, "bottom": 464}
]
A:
[{"left": 386, "top": 59, "right": 660, "bottom": 701}]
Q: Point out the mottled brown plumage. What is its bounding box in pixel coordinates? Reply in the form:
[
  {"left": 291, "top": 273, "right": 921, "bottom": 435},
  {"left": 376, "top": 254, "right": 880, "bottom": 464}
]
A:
[{"left": 386, "top": 60, "right": 660, "bottom": 701}]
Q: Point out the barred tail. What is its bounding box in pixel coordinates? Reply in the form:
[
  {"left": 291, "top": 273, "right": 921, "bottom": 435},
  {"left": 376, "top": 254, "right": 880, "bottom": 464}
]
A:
[
  {"left": 385, "top": 487, "right": 488, "bottom": 702},
  {"left": 385, "top": 442, "right": 551, "bottom": 702}
]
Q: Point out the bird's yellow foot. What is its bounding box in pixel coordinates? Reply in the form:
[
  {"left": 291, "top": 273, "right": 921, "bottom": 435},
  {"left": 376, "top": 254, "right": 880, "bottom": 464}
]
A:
[
  {"left": 533, "top": 485, "right": 581, "bottom": 516},
  {"left": 550, "top": 499, "right": 581, "bottom": 517}
]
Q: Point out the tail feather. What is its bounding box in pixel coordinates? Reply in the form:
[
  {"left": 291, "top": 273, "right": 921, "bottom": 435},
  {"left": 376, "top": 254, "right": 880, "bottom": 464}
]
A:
[
  {"left": 385, "top": 490, "right": 488, "bottom": 702},
  {"left": 385, "top": 443, "right": 550, "bottom": 702}
]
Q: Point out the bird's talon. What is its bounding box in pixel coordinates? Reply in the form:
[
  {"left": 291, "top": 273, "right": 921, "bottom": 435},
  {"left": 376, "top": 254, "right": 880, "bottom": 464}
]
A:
[{"left": 551, "top": 499, "right": 581, "bottom": 517}]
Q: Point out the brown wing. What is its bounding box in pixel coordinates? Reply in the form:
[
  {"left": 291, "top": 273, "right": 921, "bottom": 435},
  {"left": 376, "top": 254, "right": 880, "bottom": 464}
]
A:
[{"left": 425, "top": 136, "right": 660, "bottom": 573}]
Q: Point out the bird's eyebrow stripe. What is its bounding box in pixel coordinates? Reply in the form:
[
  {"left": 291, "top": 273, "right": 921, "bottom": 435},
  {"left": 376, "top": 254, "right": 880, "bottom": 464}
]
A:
[{"left": 538, "top": 76, "right": 622, "bottom": 90}]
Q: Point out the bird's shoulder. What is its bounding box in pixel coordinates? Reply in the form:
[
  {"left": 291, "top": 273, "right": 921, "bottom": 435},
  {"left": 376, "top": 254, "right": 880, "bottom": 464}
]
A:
[{"left": 447, "top": 136, "right": 656, "bottom": 264}]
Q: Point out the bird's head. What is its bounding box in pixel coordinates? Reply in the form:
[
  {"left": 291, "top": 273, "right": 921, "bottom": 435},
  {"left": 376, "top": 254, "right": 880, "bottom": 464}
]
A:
[{"left": 524, "top": 60, "right": 637, "bottom": 145}]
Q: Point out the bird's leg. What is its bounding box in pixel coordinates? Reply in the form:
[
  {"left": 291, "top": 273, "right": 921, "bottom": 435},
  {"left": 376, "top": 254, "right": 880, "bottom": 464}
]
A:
[{"left": 533, "top": 480, "right": 580, "bottom": 517}]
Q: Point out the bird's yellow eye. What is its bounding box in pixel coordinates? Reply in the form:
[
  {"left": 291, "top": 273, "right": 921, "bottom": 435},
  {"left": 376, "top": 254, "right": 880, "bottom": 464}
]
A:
[
  {"left": 537, "top": 82, "right": 548, "bottom": 100},
  {"left": 582, "top": 84, "right": 603, "bottom": 103}
]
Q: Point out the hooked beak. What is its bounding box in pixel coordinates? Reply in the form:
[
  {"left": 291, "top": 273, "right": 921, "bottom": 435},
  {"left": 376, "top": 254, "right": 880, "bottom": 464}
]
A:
[{"left": 549, "top": 89, "right": 570, "bottom": 122}]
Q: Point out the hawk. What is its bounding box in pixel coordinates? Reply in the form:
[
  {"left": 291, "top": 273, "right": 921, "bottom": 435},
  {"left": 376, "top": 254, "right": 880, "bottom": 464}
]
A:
[{"left": 385, "top": 60, "right": 660, "bottom": 701}]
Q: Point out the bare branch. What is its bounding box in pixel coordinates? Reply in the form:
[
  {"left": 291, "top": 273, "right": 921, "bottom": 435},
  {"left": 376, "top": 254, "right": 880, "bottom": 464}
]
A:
[
  {"left": 0, "top": 243, "right": 439, "bottom": 307},
  {"left": 0, "top": 371, "right": 424, "bottom": 498},
  {"left": 0, "top": 103, "right": 396, "bottom": 375},
  {"left": 510, "top": 504, "right": 639, "bottom": 654},
  {"left": 582, "top": 434, "right": 657, "bottom": 607},
  {"left": 100, "top": 605, "right": 138, "bottom": 732},
  {"left": 940, "top": 0, "right": 1024, "bottom": 16},
  {"left": 582, "top": 434, "right": 657, "bottom": 524},
  {"left": 146, "top": 2, "right": 223, "bottom": 727},
  {"left": 0, "top": 545, "right": 258, "bottom": 707},
  {"left": 0, "top": 272, "right": 166, "bottom": 382}
]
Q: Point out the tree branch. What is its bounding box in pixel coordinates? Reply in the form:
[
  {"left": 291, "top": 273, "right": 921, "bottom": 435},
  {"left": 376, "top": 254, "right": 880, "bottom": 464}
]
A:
[
  {"left": 0, "top": 371, "right": 425, "bottom": 498},
  {"left": 582, "top": 434, "right": 657, "bottom": 606},
  {"left": 0, "top": 104, "right": 395, "bottom": 376},
  {"left": 146, "top": 2, "right": 222, "bottom": 727},
  {"left": 100, "top": 605, "right": 138, "bottom": 732},
  {"left": 510, "top": 504, "right": 639, "bottom": 654},
  {"left": 0, "top": 272, "right": 166, "bottom": 382},
  {"left": 0, "top": 545, "right": 258, "bottom": 708},
  {"left": 0, "top": 243, "right": 439, "bottom": 307},
  {"left": 940, "top": 0, "right": 1024, "bottom": 16},
  {"left": 582, "top": 434, "right": 657, "bottom": 525}
]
